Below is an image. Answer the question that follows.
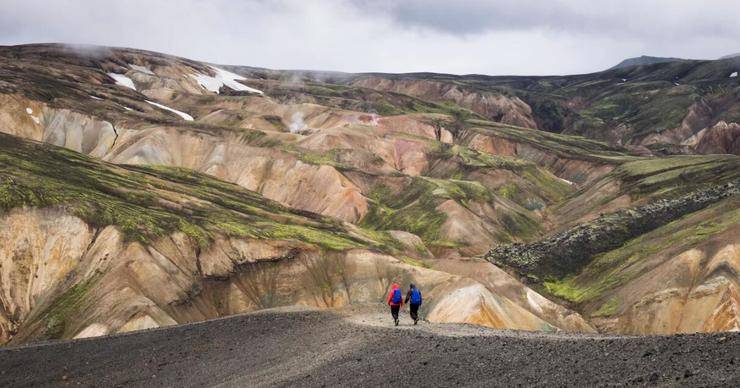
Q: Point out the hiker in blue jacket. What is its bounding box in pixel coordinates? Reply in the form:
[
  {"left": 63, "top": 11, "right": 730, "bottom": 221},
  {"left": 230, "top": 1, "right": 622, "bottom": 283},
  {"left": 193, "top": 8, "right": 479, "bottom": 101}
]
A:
[{"left": 405, "top": 283, "right": 422, "bottom": 325}]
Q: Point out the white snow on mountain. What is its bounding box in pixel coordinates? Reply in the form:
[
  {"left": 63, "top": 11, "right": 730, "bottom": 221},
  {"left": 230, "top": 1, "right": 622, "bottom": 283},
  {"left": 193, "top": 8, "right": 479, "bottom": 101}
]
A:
[
  {"left": 146, "top": 100, "right": 194, "bottom": 121},
  {"left": 731, "top": 71, "right": 738, "bottom": 78},
  {"left": 191, "top": 66, "right": 263, "bottom": 95},
  {"left": 129, "top": 64, "right": 155, "bottom": 75},
  {"left": 107, "top": 73, "right": 136, "bottom": 90},
  {"left": 25, "top": 107, "right": 40, "bottom": 124},
  {"left": 90, "top": 95, "right": 103, "bottom": 100},
  {"left": 557, "top": 176, "right": 574, "bottom": 185}
]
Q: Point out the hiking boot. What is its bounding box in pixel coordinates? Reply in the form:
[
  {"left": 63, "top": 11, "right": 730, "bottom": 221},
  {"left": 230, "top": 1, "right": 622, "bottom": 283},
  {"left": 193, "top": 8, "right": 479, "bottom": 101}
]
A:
[
  {"left": 394, "top": 319, "right": 399, "bottom": 326},
  {"left": 414, "top": 319, "right": 418, "bottom": 325}
]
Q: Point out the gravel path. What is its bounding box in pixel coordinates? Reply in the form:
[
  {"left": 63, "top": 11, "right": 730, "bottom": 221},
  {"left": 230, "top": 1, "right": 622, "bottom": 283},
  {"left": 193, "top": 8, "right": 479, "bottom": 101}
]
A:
[{"left": 0, "top": 306, "right": 738, "bottom": 387}]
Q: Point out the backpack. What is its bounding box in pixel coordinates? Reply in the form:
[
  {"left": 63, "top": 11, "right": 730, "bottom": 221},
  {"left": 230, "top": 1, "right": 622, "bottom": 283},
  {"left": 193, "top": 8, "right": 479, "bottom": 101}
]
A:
[
  {"left": 410, "top": 288, "right": 422, "bottom": 304},
  {"left": 391, "top": 288, "right": 403, "bottom": 304}
]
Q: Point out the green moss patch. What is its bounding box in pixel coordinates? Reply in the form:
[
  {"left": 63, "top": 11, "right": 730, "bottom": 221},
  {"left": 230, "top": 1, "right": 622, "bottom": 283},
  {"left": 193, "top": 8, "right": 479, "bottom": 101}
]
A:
[
  {"left": 431, "top": 143, "right": 530, "bottom": 171},
  {"left": 466, "top": 120, "right": 635, "bottom": 164},
  {"left": 360, "top": 176, "right": 499, "bottom": 243},
  {"left": 39, "top": 274, "right": 101, "bottom": 340},
  {"left": 615, "top": 155, "right": 740, "bottom": 198}
]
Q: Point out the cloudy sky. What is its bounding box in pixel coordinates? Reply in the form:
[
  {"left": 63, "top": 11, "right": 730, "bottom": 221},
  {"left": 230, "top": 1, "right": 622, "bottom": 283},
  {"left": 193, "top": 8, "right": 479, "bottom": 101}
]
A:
[{"left": 1, "top": 0, "right": 738, "bottom": 75}]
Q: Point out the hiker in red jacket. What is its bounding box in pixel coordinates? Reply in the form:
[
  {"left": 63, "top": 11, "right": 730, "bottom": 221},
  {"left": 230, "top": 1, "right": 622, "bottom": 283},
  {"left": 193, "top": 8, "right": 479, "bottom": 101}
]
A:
[{"left": 387, "top": 283, "right": 404, "bottom": 326}]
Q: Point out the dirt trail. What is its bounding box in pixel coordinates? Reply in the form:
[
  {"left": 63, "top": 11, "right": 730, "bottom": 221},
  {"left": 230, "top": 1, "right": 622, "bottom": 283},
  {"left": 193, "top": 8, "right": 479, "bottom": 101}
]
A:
[
  {"left": 343, "top": 304, "right": 621, "bottom": 339},
  {"left": 0, "top": 306, "right": 738, "bottom": 387}
]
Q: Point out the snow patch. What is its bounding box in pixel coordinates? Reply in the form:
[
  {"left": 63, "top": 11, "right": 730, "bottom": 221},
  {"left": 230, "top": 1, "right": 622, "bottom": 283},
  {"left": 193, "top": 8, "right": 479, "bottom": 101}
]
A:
[
  {"left": 146, "top": 100, "right": 194, "bottom": 121},
  {"left": 25, "top": 107, "right": 40, "bottom": 124},
  {"left": 557, "top": 176, "right": 574, "bottom": 185},
  {"left": 90, "top": 95, "right": 103, "bottom": 100},
  {"left": 129, "top": 64, "right": 154, "bottom": 75},
  {"left": 123, "top": 106, "right": 133, "bottom": 111},
  {"left": 731, "top": 71, "right": 738, "bottom": 78},
  {"left": 190, "top": 66, "right": 263, "bottom": 95},
  {"left": 107, "top": 73, "right": 136, "bottom": 90},
  {"left": 674, "top": 82, "right": 680, "bottom": 86}
]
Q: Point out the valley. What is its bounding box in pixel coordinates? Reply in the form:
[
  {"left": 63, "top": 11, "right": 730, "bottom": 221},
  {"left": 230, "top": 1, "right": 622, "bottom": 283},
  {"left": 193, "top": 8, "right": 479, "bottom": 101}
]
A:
[{"left": 0, "top": 43, "right": 738, "bottom": 348}]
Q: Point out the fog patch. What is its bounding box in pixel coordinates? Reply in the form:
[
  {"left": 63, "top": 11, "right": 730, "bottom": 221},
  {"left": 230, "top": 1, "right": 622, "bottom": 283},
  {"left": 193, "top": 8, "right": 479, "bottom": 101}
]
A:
[{"left": 288, "top": 112, "right": 307, "bottom": 133}]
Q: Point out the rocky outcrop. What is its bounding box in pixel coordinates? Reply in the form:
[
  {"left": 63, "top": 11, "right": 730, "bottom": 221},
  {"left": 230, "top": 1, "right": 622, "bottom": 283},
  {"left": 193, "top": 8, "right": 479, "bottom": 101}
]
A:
[{"left": 486, "top": 180, "right": 740, "bottom": 278}]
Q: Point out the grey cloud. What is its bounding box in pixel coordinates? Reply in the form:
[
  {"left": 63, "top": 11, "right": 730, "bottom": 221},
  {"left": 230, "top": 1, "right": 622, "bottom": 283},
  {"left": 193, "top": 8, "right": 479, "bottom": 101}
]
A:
[
  {"left": 373, "top": 0, "right": 586, "bottom": 35},
  {"left": 0, "top": 0, "right": 738, "bottom": 75},
  {"left": 355, "top": 0, "right": 740, "bottom": 40}
]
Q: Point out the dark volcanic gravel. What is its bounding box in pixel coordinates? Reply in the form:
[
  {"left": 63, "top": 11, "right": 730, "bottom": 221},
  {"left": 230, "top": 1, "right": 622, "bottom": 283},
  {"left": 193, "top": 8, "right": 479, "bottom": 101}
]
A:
[{"left": 0, "top": 309, "right": 737, "bottom": 387}]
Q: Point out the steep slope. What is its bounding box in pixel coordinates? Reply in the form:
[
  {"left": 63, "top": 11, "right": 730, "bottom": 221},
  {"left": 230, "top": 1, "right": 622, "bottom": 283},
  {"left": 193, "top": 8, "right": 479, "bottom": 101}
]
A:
[{"left": 550, "top": 200, "right": 739, "bottom": 334}]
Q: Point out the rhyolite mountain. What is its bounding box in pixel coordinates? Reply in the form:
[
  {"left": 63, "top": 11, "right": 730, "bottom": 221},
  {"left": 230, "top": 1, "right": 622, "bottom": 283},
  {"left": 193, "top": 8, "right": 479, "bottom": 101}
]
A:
[
  {"left": 0, "top": 43, "right": 737, "bottom": 344},
  {"left": 720, "top": 52, "right": 740, "bottom": 60},
  {"left": 609, "top": 55, "right": 687, "bottom": 70}
]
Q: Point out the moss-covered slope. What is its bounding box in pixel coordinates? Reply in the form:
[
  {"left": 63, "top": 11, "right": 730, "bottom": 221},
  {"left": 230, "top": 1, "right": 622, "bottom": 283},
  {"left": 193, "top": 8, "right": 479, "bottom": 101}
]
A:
[{"left": 0, "top": 132, "right": 389, "bottom": 251}]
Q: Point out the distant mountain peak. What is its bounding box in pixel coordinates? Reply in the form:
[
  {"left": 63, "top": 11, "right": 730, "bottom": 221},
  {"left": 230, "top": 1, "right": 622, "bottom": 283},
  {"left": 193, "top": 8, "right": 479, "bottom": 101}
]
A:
[
  {"left": 719, "top": 52, "right": 740, "bottom": 59},
  {"left": 609, "top": 55, "right": 686, "bottom": 70}
]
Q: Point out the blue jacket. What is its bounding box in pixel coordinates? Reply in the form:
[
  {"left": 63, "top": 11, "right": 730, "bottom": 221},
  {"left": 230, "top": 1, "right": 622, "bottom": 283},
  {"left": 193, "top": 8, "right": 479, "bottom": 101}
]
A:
[{"left": 405, "top": 287, "right": 422, "bottom": 305}]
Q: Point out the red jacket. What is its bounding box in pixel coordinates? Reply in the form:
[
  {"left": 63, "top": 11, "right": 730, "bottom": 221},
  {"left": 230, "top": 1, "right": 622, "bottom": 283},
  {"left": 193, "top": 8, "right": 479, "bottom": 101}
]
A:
[{"left": 387, "top": 283, "right": 404, "bottom": 307}]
